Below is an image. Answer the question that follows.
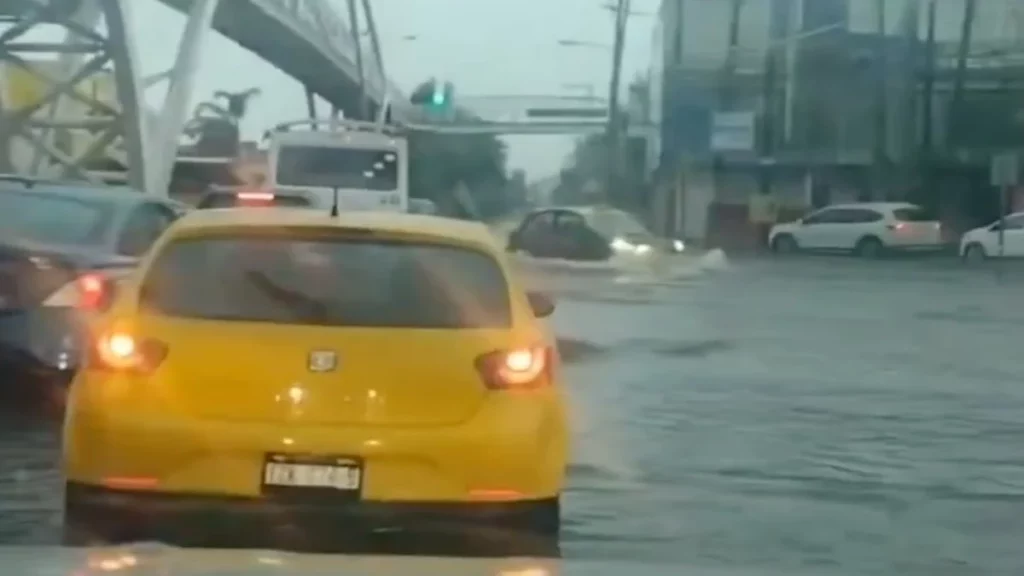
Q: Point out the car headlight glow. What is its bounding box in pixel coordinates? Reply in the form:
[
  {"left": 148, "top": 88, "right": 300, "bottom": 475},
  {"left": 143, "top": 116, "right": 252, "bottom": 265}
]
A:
[
  {"left": 672, "top": 239, "right": 685, "bottom": 252},
  {"left": 611, "top": 237, "right": 653, "bottom": 256},
  {"left": 610, "top": 237, "right": 634, "bottom": 251}
]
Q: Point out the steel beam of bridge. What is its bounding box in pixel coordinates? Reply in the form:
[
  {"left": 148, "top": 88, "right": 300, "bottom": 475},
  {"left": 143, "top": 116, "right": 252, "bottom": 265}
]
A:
[
  {"left": 154, "top": 0, "right": 404, "bottom": 115},
  {"left": 454, "top": 94, "right": 610, "bottom": 124}
]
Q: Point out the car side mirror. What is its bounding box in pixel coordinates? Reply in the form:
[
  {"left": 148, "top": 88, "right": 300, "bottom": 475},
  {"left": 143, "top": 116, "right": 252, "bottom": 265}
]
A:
[{"left": 526, "top": 292, "right": 555, "bottom": 318}]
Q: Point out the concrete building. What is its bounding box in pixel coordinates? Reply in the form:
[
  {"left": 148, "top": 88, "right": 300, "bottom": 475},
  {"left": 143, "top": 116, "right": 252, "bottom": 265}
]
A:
[{"left": 649, "top": 0, "right": 1024, "bottom": 247}]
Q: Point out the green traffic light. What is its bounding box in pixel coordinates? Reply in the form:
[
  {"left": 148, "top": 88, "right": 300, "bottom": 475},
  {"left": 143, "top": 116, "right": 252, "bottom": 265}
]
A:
[{"left": 431, "top": 89, "right": 445, "bottom": 106}]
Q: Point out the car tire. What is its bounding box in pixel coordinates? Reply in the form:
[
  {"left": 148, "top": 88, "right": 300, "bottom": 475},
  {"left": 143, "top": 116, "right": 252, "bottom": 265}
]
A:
[
  {"left": 854, "top": 236, "right": 884, "bottom": 259},
  {"left": 62, "top": 486, "right": 116, "bottom": 547},
  {"left": 61, "top": 513, "right": 100, "bottom": 547},
  {"left": 771, "top": 235, "right": 798, "bottom": 255},
  {"left": 527, "top": 496, "right": 561, "bottom": 536},
  {"left": 963, "top": 243, "right": 987, "bottom": 264}
]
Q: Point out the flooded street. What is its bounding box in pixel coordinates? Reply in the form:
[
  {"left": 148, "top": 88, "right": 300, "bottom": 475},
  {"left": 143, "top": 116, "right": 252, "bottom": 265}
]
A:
[
  {"left": 3, "top": 257, "right": 1024, "bottom": 575},
  {"left": 553, "top": 257, "right": 1024, "bottom": 575}
]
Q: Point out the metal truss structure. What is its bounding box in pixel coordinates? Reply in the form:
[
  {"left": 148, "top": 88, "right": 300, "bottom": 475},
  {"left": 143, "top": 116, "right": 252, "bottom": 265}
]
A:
[{"left": 0, "top": 0, "right": 220, "bottom": 195}]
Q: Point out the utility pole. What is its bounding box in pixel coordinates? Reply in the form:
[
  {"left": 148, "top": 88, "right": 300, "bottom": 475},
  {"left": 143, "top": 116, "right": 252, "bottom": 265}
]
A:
[
  {"left": 949, "top": 0, "right": 977, "bottom": 150},
  {"left": 920, "top": 0, "right": 937, "bottom": 198},
  {"left": 604, "top": 0, "right": 630, "bottom": 205},
  {"left": 720, "top": 0, "right": 744, "bottom": 108},
  {"left": 872, "top": 0, "right": 888, "bottom": 200},
  {"left": 759, "top": 30, "right": 779, "bottom": 197},
  {"left": 346, "top": 0, "right": 368, "bottom": 120}
]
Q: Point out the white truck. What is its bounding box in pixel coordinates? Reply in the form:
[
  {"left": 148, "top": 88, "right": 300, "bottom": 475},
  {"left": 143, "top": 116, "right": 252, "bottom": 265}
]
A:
[{"left": 263, "top": 119, "right": 409, "bottom": 212}]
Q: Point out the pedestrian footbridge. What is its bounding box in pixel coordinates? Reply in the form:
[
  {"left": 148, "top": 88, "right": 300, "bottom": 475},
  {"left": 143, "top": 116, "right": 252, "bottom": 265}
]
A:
[{"left": 0, "top": 0, "right": 404, "bottom": 195}]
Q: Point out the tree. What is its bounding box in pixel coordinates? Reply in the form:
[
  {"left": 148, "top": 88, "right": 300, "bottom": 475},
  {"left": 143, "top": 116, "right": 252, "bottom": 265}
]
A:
[
  {"left": 406, "top": 80, "right": 509, "bottom": 219},
  {"left": 555, "top": 133, "right": 607, "bottom": 205}
]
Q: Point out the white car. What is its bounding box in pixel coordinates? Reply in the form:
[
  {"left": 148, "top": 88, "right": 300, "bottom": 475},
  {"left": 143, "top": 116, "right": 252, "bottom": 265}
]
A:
[
  {"left": 959, "top": 212, "right": 1024, "bottom": 262},
  {"left": 769, "top": 202, "right": 944, "bottom": 258}
]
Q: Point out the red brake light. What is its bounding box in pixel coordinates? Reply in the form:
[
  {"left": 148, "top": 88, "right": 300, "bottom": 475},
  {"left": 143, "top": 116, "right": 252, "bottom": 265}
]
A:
[
  {"left": 237, "top": 191, "right": 274, "bottom": 201},
  {"left": 236, "top": 191, "right": 275, "bottom": 207},
  {"left": 89, "top": 330, "right": 167, "bottom": 373},
  {"left": 475, "top": 346, "right": 551, "bottom": 390},
  {"left": 77, "top": 273, "right": 108, "bottom": 310}
]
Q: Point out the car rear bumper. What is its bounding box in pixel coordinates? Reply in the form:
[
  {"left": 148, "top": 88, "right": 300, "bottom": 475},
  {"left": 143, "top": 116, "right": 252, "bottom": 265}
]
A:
[
  {"left": 65, "top": 394, "right": 568, "bottom": 502},
  {"left": 64, "top": 481, "right": 559, "bottom": 554},
  {"left": 0, "top": 307, "right": 79, "bottom": 409}
]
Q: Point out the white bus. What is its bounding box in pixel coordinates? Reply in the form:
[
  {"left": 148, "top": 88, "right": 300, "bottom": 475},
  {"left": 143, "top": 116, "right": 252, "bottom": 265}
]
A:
[{"left": 265, "top": 119, "right": 408, "bottom": 212}]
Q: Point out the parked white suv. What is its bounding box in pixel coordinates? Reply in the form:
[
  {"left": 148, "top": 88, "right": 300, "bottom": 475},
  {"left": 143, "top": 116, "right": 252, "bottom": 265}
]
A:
[
  {"left": 769, "top": 202, "right": 943, "bottom": 258},
  {"left": 959, "top": 212, "right": 1024, "bottom": 262}
]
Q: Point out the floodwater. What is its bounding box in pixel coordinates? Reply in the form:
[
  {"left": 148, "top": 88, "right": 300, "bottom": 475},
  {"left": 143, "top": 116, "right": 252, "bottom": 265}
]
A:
[{"left": 3, "top": 255, "right": 1024, "bottom": 575}]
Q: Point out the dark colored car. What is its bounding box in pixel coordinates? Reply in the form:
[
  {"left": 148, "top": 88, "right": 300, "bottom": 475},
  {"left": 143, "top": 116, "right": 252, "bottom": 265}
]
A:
[
  {"left": 507, "top": 208, "right": 612, "bottom": 261},
  {"left": 0, "top": 177, "right": 183, "bottom": 413},
  {"left": 507, "top": 206, "right": 678, "bottom": 262}
]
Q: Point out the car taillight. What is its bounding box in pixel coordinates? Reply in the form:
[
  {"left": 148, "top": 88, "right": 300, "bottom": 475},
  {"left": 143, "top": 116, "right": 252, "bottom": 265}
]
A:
[
  {"left": 77, "top": 273, "right": 107, "bottom": 309},
  {"left": 88, "top": 330, "right": 167, "bottom": 373},
  {"left": 42, "top": 272, "right": 116, "bottom": 310},
  {"left": 475, "top": 346, "right": 551, "bottom": 390}
]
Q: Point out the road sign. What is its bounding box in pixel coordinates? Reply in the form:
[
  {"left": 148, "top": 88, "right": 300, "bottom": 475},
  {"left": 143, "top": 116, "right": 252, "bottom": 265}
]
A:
[
  {"left": 524, "top": 108, "right": 608, "bottom": 119},
  {"left": 711, "top": 111, "right": 756, "bottom": 152},
  {"left": 990, "top": 152, "right": 1019, "bottom": 186}
]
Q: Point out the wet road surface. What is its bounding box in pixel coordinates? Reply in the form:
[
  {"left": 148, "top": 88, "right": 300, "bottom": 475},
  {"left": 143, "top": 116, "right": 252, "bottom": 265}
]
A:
[{"left": 3, "top": 257, "right": 1024, "bottom": 575}]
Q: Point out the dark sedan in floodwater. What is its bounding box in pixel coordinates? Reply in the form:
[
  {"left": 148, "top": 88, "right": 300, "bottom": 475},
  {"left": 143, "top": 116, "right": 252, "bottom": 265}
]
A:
[{"left": 507, "top": 205, "right": 684, "bottom": 262}]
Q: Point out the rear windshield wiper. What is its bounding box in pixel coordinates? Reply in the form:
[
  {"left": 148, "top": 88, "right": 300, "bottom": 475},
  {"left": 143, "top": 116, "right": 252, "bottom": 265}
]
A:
[{"left": 242, "top": 269, "right": 331, "bottom": 321}]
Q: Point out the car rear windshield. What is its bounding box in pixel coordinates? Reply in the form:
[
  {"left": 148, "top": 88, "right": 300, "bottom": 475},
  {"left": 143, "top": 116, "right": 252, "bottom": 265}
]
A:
[
  {"left": 893, "top": 207, "right": 935, "bottom": 222},
  {"left": 0, "top": 186, "right": 112, "bottom": 246},
  {"left": 141, "top": 235, "right": 511, "bottom": 328},
  {"left": 196, "top": 192, "right": 311, "bottom": 209}
]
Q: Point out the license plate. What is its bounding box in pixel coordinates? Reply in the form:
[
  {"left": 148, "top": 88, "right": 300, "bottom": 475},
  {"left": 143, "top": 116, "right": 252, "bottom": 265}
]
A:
[{"left": 262, "top": 455, "right": 362, "bottom": 491}]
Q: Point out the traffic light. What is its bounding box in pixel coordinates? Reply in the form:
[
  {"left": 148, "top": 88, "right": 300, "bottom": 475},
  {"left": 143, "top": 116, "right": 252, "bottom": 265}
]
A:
[
  {"left": 431, "top": 83, "right": 446, "bottom": 106},
  {"left": 410, "top": 79, "right": 454, "bottom": 117}
]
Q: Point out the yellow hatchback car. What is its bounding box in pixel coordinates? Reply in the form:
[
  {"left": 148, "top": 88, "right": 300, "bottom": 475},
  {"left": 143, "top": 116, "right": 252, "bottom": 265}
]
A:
[{"left": 62, "top": 209, "right": 569, "bottom": 546}]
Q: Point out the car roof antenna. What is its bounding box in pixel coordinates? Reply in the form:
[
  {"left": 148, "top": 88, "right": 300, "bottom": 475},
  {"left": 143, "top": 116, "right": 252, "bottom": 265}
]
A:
[{"left": 330, "top": 185, "right": 340, "bottom": 217}]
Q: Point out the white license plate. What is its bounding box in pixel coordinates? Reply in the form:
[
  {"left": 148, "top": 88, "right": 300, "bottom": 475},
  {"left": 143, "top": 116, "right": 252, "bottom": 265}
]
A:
[{"left": 263, "top": 462, "right": 362, "bottom": 490}]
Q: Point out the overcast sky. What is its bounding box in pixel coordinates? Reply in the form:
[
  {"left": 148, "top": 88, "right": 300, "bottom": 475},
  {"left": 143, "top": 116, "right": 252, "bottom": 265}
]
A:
[{"left": 132, "top": 0, "right": 658, "bottom": 181}]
